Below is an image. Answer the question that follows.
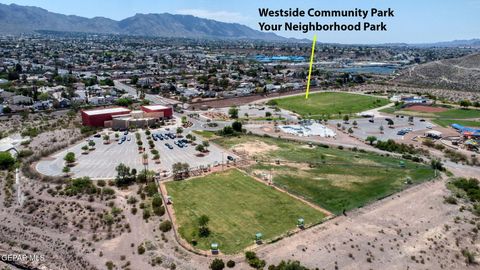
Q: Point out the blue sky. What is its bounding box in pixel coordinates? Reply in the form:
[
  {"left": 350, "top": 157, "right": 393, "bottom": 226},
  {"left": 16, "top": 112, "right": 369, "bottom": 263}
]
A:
[{"left": 1, "top": 0, "right": 479, "bottom": 44}]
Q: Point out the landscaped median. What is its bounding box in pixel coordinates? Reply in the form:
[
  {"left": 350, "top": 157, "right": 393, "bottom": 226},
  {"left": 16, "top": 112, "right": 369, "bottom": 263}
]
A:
[{"left": 165, "top": 169, "right": 327, "bottom": 254}]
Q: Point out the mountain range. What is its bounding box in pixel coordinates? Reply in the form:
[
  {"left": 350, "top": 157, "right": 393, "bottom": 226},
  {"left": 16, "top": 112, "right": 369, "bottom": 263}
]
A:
[
  {"left": 0, "top": 3, "right": 479, "bottom": 46},
  {"left": 0, "top": 3, "right": 286, "bottom": 41}
]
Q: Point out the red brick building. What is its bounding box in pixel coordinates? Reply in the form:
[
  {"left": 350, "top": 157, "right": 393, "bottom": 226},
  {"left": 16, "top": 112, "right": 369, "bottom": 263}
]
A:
[
  {"left": 81, "top": 105, "right": 173, "bottom": 127},
  {"left": 81, "top": 107, "right": 131, "bottom": 127}
]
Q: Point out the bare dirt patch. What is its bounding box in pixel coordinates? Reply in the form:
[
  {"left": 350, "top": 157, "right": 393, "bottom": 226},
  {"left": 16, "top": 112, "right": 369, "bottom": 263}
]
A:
[
  {"left": 406, "top": 105, "right": 448, "bottom": 113},
  {"left": 232, "top": 140, "right": 279, "bottom": 156},
  {"left": 313, "top": 174, "right": 374, "bottom": 189}
]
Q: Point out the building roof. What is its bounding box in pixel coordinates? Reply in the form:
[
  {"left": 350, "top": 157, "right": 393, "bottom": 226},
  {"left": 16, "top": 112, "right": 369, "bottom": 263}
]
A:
[
  {"left": 142, "top": 104, "right": 169, "bottom": 111},
  {"left": 82, "top": 107, "right": 131, "bottom": 116},
  {"left": 426, "top": 130, "right": 442, "bottom": 136}
]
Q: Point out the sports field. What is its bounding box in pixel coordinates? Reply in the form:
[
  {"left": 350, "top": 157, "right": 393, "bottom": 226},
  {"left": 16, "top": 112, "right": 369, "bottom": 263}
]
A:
[
  {"left": 432, "top": 118, "right": 480, "bottom": 128},
  {"left": 271, "top": 92, "right": 389, "bottom": 119},
  {"left": 165, "top": 169, "right": 326, "bottom": 254},
  {"left": 381, "top": 105, "right": 480, "bottom": 128},
  {"left": 214, "top": 135, "right": 436, "bottom": 214}
]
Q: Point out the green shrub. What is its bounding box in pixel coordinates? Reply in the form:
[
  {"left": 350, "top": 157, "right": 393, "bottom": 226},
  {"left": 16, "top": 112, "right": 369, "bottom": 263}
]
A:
[
  {"left": 226, "top": 260, "right": 235, "bottom": 268},
  {"left": 159, "top": 220, "right": 172, "bottom": 232},
  {"left": 210, "top": 258, "right": 225, "bottom": 270}
]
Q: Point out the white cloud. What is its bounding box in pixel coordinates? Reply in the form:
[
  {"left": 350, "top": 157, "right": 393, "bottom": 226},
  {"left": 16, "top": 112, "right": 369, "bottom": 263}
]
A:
[{"left": 175, "top": 9, "right": 249, "bottom": 23}]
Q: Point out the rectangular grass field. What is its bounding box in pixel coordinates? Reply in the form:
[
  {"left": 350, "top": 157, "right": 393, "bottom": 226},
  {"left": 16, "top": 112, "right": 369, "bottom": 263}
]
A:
[
  {"left": 165, "top": 169, "right": 326, "bottom": 254},
  {"left": 213, "top": 135, "right": 436, "bottom": 214},
  {"left": 272, "top": 92, "right": 389, "bottom": 119}
]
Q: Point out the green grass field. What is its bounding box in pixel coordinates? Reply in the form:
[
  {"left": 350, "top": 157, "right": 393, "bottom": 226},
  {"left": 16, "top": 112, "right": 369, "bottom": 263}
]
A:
[
  {"left": 432, "top": 118, "right": 480, "bottom": 128},
  {"left": 214, "top": 135, "right": 435, "bottom": 214},
  {"left": 436, "top": 108, "right": 480, "bottom": 119},
  {"left": 380, "top": 106, "right": 480, "bottom": 128},
  {"left": 166, "top": 169, "right": 326, "bottom": 254},
  {"left": 272, "top": 92, "right": 389, "bottom": 119}
]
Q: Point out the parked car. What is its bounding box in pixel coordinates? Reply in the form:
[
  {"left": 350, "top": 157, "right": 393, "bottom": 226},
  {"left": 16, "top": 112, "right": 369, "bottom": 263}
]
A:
[
  {"left": 93, "top": 134, "right": 101, "bottom": 138},
  {"left": 227, "top": 156, "right": 235, "bottom": 161}
]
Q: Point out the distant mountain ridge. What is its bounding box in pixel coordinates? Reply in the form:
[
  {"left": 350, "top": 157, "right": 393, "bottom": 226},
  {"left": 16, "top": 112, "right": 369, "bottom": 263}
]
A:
[{"left": 0, "top": 3, "right": 286, "bottom": 41}]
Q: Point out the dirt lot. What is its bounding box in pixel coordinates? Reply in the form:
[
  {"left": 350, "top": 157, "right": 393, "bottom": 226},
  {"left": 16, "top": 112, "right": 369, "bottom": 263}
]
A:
[
  {"left": 232, "top": 140, "right": 279, "bottom": 156},
  {"left": 406, "top": 105, "right": 448, "bottom": 113},
  {"left": 254, "top": 178, "right": 479, "bottom": 270}
]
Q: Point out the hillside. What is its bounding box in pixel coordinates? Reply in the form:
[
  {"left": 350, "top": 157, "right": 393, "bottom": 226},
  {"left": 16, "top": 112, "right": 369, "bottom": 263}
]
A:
[
  {"left": 394, "top": 53, "right": 480, "bottom": 91},
  {"left": 0, "top": 3, "right": 285, "bottom": 41}
]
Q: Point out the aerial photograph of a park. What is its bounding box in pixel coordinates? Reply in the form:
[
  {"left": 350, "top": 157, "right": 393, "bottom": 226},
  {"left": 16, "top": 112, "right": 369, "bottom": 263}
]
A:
[{"left": 0, "top": 0, "right": 479, "bottom": 269}]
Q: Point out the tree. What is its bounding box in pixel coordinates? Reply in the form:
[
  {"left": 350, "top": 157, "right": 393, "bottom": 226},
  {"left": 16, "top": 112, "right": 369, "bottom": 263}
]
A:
[
  {"left": 226, "top": 260, "right": 235, "bottom": 268},
  {"left": 116, "top": 98, "right": 133, "bottom": 107},
  {"left": 115, "top": 163, "right": 133, "bottom": 186},
  {"left": 379, "top": 125, "right": 384, "bottom": 133},
  {"left": 64, "top": 152, "right": 76, "bottom": 164},
  {"left": 195, "top": 144, "right": 205, "bottom": 153},
  {"left": 228, "top": 106, "right": 239, "bottom": 119},
  {"left": 176, "top": 127, "right": 183, "bottom": 135},
  {"left": 38, "top": 92, "right": 50, "bottom": 101},
  {"left": 366, "top": 136, "right": 377, "bottom": 145},
  {"left": 137, "top": 244, "right": 145, "bottom": 255},
  {"left": 343, "top": 114, "right": 349, "bottom": 123},
  {"left": 7, "top": 70, "right": 19, "bottom": 81},
  {"left": 15, "top": 63, "right": 23, "bottom": 73},
  {"left": 348, "top": 127, "right": 354, "bottom": 134},
  {"left": 232, "top": 121, "right": 242, "bottom": 132},
  {"left": 198, "top": 215, "right": 210, "bottom": 226},
  {"left": 2, "top": 106, "right": 12, "bottom": 114},
  {"left": 62, "top": 166, "right": 70, "bottom": 174},
  {"left": 130, "top": 75, "right": 139, "bottom": 85},
  {"left": 245, "top": 251, "right": 266, "bottom": 269},
  {"left": 430, "top": 159, "right": 444, "bottom": 171},
  {"left": 265, "top": 111, "right": 272, "bottom": 117},
  {"left": 198, "top": 214, "right": 210, "bottom": 237},
  {"left": 387, "top": 119, "right": 394, "bottom": 127},
  {"left": 0, "top": 152, "right": 15, "bottom": 169},
  {"left": 268, "top": 260, "right": 309, "bottom": 270},
  {"left": 159, "top": 220, "right": 172, "bottom": 232},
  {"left": 81, "top": 145, "right": 89, "bottom": 152},
  {"left": 172, "top": 162, "right": 190, "bottom": 180},
  {"left": 88, "top": 140, "right": 96, "bottom": 149},
  {"left": 152, "top": 194, "right": 165, "bottom": 216},
  {"left": 352, "top": 120, "right": 358, "bottom": 128},
  {"left": 210, "top": 259, "right": 225, "bottom": 270},
  {"left": 459, "top": 100, "right": 472, "bottom": 108},
  {"left": 202, "top": 141, "right": 210, "bottom": 150}
]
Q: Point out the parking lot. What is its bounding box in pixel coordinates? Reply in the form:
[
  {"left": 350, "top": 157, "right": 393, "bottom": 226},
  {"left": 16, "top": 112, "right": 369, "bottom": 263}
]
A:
[
  {"left": 330, "top": 115, "right": 434, "bottom": 141},
  {"left": 36, "top": 129, "right": 235, "bottom": 179}
]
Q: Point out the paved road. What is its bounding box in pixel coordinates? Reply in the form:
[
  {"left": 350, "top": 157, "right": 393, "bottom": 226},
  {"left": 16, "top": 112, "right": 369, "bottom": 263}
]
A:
[{"left": 114, "top": 80, "right": 179, "bottom": 105}]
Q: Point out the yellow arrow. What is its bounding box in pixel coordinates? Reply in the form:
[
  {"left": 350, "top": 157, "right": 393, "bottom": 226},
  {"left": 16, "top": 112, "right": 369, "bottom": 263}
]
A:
[{"left": 305, "top": 34, "right": 317, "bottom": 99}]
